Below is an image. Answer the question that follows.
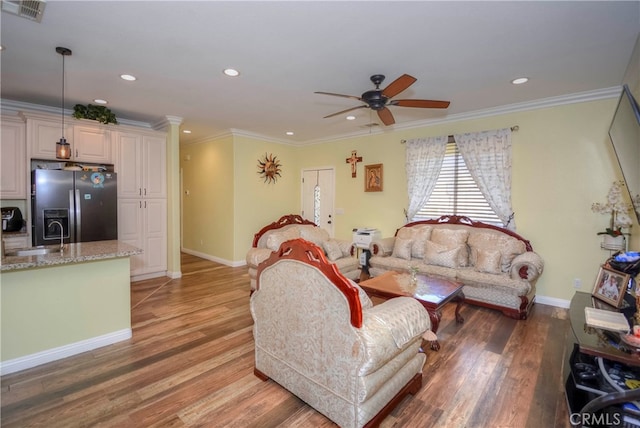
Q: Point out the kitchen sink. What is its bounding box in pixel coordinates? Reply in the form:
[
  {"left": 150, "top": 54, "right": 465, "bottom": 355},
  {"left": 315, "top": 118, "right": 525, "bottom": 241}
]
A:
[{"left": 5, "top": 247, "right": 57, "bottom": 257}]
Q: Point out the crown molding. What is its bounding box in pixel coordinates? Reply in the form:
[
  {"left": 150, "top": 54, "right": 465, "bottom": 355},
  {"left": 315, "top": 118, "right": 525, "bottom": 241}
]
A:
[
  {"left": 4, "top": 86, "right": 622, "bottom": 147},
  {"left": 300, "top": 86, "right": 623, "bottom": 146},
  {"left": 0, "top": 98, "right": 156, "bottom": 129}
]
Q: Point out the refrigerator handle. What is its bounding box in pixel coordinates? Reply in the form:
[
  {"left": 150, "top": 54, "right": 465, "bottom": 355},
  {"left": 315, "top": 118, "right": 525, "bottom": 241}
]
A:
[
  {"left": 68, "top": 189, "right": 76, "bottom": 242},
  {"left": 74, "top": 189, "right": 82, "bottom": 242}
]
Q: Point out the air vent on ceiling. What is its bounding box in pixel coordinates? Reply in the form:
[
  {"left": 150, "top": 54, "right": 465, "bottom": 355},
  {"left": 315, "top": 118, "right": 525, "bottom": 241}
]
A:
[
  {"left": 362, "top": 123, "right": 380, "bottom": 128},
  {"left": 2, "top": 0, "right": 45, "bottom": 22}
]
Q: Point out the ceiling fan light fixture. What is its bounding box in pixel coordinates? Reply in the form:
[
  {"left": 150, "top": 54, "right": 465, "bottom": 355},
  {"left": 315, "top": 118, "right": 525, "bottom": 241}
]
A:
[
  {"left": 511, "top": 77, "right": 529, "bottom": 85},
  {"left": 55, "top": 46, "right": 72, "bottom": 160}
]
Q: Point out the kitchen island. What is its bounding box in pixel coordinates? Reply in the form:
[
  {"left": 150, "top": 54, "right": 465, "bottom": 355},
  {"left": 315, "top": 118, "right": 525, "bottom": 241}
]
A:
[{"left": 0, "top": 240, "right": 142, "bottom": 374}]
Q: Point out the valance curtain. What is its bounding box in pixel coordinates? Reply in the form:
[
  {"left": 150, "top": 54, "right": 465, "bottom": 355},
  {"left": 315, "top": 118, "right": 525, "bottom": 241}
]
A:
[
  {"left": 454, "top": 128, "right": 516, "bottom": 230},
  {"left": 404, "top": 135, "right": 448, "bottom": 222}
]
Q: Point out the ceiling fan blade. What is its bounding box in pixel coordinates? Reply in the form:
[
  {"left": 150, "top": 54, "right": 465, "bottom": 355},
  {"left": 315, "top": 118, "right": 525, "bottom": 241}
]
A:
[
  {"left": 390, "top": 99, "right": 451, "bottom": 109},
  {"left": 377, "top": 107, "right": 395, "bottom": 126},
  {"left": 323, "top": 105, "right": 368, "bottom": 119},
  {"left": 381, "top": 74, "right": 417, "bottom": 98},
  {"left": 314, "top": 91, "right": 362, "bottom": 101}
]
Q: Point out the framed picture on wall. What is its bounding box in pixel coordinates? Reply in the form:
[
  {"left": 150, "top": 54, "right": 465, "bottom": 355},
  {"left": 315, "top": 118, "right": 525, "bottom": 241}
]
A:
[
  {"left": 365, "top": 164, "right": 383, "bottom": 192},
  {"left": 592, "top": 266, "right": 629, "bottom": 308}
]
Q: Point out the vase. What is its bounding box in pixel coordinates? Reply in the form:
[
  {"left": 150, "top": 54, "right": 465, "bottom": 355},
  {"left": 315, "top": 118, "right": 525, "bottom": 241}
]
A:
[{"left": 602, "top": 235, "right": 625, "bottom": 251}]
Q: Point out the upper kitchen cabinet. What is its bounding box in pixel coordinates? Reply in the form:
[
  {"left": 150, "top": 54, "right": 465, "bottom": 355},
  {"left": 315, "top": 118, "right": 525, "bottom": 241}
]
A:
[
  {"left": 1, "top": 116, "right": 27, "bottom": 199},
  {"left": 72, "top": 125, "right": 112, "bottom": 163},
  {"left": 24, "top": 113, "right": 112, "bottom": 163},
  {"left": 114, "top": 131, "right": 166, "bottom": 199}
]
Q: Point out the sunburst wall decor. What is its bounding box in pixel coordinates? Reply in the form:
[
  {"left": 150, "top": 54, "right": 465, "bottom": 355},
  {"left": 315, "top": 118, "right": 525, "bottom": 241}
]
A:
[{"left": 257, "top": 153, "right": 282, "bottom": 183}]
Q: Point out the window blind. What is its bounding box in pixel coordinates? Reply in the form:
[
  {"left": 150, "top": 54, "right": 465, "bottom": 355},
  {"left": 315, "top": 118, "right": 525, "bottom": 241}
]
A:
[{"left": 413, "top": 141, "right": 503, "bottom": 226}]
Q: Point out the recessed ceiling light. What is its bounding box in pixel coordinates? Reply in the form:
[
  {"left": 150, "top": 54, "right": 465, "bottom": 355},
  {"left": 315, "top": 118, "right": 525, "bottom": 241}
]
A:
[
  {"left": 285, "top": 131, "right": 294, "bottom": 136},
  {"left": 346, "top": 115, "right": 356, "bottom": 121},
  {"left": 93, "top": 99, "right": 107, "bottom": 104},
  {"left": 223, "top": 68, "right": 240, "bottom": 77},
  {"left": 120, "top": 74, "right": 136, "bottom": 81},
  {"left": 511, "top": 77, "right": 529, "bottom": 85},
  {"left": 182, "top": 130, "right": 192, "bottom": 134}
]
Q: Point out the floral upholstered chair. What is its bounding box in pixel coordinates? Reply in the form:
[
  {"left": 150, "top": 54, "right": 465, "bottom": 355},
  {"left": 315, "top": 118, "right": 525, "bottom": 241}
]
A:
[{"left": 250, "top": 238, "right": 431, "bottom": 428}]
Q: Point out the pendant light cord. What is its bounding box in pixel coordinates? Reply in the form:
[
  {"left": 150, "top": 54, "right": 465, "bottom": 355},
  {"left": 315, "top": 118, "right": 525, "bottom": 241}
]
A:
[
  {"left": 61, "top": 52, "right": 65, "bottom": 138},
  {"left": 56, "top": 47, "right": 72, "bottom": 141}
]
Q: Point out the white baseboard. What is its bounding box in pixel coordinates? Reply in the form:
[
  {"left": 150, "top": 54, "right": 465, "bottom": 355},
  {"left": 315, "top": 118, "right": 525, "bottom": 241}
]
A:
[
  {"left": 166, "top": 270, "right": 182, "bottom": 279},
  {"left": 536, "top": 295, "right": 570, "bottom": 309},
  {"left": 0, "top": 328, "right": 132, "bottom": 376},
  {"left": 131, "top": 271, "right": 168, "bottom": 282},
  {"left": 181, "top": 247, "right": 246, "bottom": 267}
]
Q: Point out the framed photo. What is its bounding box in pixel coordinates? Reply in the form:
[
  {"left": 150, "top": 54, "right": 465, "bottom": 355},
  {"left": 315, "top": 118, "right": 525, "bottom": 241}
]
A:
[
  {"left": 365, "top": 164, "right": 383, "bottom": 192},
  {"left": 592, "top": 266, "right": 629, "bottom": 308}
]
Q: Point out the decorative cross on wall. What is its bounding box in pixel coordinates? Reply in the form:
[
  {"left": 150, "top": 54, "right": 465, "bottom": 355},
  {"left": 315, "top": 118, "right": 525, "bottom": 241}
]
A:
[{"left": 346, "top": 150, "right": 362, "bottom": 178}]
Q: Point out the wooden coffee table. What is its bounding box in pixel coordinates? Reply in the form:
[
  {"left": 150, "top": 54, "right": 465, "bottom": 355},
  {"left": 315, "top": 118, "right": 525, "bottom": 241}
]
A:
[{"left": 359, "top": 271, "right": 465, "bottom": 350}]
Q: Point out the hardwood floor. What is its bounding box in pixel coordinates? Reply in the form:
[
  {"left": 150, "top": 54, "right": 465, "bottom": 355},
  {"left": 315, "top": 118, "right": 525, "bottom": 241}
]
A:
[{"left": 1, "top": 253, "right": 572, "bottom": 427}]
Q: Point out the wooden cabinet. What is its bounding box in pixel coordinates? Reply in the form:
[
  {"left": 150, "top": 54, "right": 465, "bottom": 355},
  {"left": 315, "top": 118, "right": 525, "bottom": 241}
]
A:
[
  {"left": 1, "top": 117, "right": 26, "bottom": 199},
  {"left": 115, "top": 130, "right": 167, "bottom": 278},
  {"left": 118, "top": 199, "right": 167, "bottom": 277},
  {"left": 28, "top": 117, "right": 111, "bottom": 163},
  {"left": 114, "top": 132, "right": 166, "bottom": 198},
  {"left": 72, "top": 125, "right": 111, "bottom": 163}
]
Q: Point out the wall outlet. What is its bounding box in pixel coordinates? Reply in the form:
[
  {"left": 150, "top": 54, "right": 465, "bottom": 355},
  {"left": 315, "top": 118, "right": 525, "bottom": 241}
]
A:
[{"left": 574, "top": 278, "right": 582, "bottom": 289}]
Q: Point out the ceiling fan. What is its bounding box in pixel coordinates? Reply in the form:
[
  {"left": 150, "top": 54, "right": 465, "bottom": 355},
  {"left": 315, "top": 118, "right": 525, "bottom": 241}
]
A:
[{"left": 315, "top": 74, "right": 450, "bottom": 126}]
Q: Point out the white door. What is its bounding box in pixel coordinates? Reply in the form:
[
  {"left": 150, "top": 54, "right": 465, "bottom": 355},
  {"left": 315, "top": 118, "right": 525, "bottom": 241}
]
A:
[{"left": 302, "top": 168, "right": 335, "bottom": 237}]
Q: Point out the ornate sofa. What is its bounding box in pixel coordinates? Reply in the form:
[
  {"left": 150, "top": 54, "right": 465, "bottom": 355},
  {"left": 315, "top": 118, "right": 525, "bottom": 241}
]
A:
[
  {"left": 251, "top": 238, "right": 431, "bottom": 428},
  {"left": 369, "top": 215, "right": 544, "bottom": 319},
  {"left": 246, "top": 214, "right": 360, "bottom": 290}
]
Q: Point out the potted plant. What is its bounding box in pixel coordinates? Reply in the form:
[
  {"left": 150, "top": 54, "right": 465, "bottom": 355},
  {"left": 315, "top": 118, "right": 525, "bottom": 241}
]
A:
[
  {"left": 592, "top": 180, "right": 633, "bottom": 250},
  {"left": 72, "top": 104, "right": 118, "bottom": 125}
]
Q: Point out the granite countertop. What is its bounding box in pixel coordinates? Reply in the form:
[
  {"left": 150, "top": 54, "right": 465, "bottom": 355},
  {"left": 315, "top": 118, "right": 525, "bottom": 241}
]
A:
[{"left": 0, "top": 240, "right": 142, "bottom": 272}]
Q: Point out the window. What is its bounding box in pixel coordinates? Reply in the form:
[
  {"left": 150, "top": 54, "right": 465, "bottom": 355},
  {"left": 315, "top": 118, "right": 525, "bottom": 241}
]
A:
[{"left": 413, "top": 140, "right": 503, "bottom": 226}]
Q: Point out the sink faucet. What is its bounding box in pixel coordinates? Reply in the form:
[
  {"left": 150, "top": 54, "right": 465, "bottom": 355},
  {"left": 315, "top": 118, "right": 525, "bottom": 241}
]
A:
[{"left": 48, "top": 220, "right": 65, "bottom": 252}]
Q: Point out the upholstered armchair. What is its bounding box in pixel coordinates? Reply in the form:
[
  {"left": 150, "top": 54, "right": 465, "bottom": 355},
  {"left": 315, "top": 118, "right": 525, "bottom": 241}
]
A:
[{"left": 250, "top": 238, "right": 431, "bottom": 428}]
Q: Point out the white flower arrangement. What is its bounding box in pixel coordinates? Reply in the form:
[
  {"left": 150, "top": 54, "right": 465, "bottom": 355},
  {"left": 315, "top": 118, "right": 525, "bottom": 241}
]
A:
[{"left": 591, "top": 180, "right": 634, "bottom": 236}]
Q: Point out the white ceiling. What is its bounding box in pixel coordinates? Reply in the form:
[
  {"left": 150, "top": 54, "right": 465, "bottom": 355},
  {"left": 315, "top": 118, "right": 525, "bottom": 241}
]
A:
[{"left": 1, "top": 1, "right": 639, "bottom": 145}]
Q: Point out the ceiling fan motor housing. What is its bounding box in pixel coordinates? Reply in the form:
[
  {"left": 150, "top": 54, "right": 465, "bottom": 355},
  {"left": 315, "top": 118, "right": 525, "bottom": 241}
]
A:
[{"left": 361, "top": 90, "right": 388, "bottom": 110}]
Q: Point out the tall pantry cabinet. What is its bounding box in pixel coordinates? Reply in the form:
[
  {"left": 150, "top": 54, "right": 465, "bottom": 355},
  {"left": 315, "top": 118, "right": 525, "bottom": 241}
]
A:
[{"left": 115, "top": 131, "right": 167, "bottom": 278}]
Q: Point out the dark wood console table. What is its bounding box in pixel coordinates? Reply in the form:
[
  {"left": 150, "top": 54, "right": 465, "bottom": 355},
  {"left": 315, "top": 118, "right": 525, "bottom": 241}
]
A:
[{"left": 566, "top": 292, "right": 640, "bottom": 427}]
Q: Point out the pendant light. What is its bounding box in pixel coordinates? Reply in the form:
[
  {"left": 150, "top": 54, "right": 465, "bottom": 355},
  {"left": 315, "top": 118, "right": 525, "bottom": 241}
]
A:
[{"left": 55, "top": 46, "right": 72, "bottom": 160}]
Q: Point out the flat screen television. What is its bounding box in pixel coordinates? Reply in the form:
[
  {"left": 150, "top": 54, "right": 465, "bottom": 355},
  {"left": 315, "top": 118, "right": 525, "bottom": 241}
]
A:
[{"left": 609, "top": 84, "right": 640, "bottom": 224}]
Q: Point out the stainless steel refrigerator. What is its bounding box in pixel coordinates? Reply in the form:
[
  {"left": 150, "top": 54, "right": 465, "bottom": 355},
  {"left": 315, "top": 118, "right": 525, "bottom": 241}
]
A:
[{"left": 32, "top": 169, "right": 118, "bottom": 246}]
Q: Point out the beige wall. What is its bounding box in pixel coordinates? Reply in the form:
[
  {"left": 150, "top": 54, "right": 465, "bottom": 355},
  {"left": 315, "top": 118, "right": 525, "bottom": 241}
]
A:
[
  {"left": 182, "top": 97, "right": 630, "bottom": 302},
  {"left": 180, "top": 135, "right": 236, "bottom": 261},
  {"left": 181, "top": 134, "right": 299, "bottom": 263},
  {"left": 180, "top": 35, "right": 640, "bottom": 302},
  {"left": 232, "top": 135, "right": 299, "bottom": 261}
]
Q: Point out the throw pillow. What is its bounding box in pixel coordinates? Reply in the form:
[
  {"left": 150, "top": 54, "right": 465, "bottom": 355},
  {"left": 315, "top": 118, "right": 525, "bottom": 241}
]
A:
[
  {"left": 475, "top": 249, "right": 502, "bottom": 274},
  {"left": 411, "top": 226, "right": 432, "bottom": 259},
  {"left": 265, "top": 227, "right": 299, "bottom": 251},
  {"left": 392, "top": 237, "right": 413, "bottom": 260},
  {"left": 430, "top": 228, "right": 469, "bottom": 266},
  {"left": 323, "top": 240, "right": 343, "bottom": 261},
  {"left": 424, "top": 240, "right": 461, "bottom": 269},
  {"left": 337, "top": 240, "right": 353, "bottom": 257},
  {"left": 299, "top": 226, "right": 330, "bottom": 246}
]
